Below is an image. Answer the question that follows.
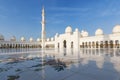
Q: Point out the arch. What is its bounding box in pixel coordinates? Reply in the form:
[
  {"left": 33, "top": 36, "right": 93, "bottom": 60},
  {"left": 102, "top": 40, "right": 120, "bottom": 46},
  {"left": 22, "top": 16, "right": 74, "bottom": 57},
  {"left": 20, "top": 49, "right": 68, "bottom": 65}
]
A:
[
  {"left": 7, "top": 44, "right": 9, "bottom": 48},
  {"left": 89, "top": 42, "right": 91, "bottom": 48},
  {"left": 115, "top": 40, "right": 119, "bottom": 48},
  {"left": 109, "top": 40, "right": 113, "bottom": 48},
  {"left": 85, "top": 42, "right": 87, "bottom": 48},
  {"left": 100, "top": 41, "right": 103, "bottom": 48},
  {"left": 15, "top": 44, "right": 17, "bottom": 48},
  {"left": 96, "top": 41, "right": 99, "bottom": 48},
  {"left": 58, "top": 43, "right": 59, "bottom": 48},
  {"left": 105, "top": 41, "right": 108, "bottom": 48},
  {"left": 4, "top": 44, "right": 6, "bottom": 48},
  {"left": 13, "top": 44, "right": 15, "bottom": 48},
  {"left": 9, "top": 44, "right": 12, "bottom": 48},
  {"left": 0, "top": 44, "right": 1, "bottom": 48},
  {"left": 39, "top": 45, "right": 42, "bottom": 48},
  {"left": 63, "top": 40, "right": 67, "bottom": 48},
  {"left": 71, "top": 41, "right": 73, "bottom": 48},
  {"left": 18, "top": 44, "right": 20, "bottom": 48},
  {"left": 82, "top": 42, "right": 84, "bottom": 48},
  {"left": 92, "top": 42, "right": 95, "bottom": 48}
]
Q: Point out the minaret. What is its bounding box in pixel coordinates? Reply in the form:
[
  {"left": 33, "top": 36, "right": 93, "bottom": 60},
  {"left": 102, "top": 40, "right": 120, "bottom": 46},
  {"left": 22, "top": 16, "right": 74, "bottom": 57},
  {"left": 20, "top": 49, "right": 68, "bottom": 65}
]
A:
[{"left": 41, "top": 6, "right": 46, "bottom": 49}]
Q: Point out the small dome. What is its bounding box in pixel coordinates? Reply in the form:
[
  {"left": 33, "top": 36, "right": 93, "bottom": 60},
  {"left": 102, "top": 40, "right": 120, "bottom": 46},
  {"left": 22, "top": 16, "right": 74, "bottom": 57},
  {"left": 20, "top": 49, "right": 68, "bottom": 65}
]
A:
[
  {"left": 47, "top": 38, "right": 50, "bottom": 41},
  {"left": 83, "top": 31, "right": 89, "bottom": 37},
  {"left": 29, "top": 37, "right": 33, "bottom": 42},
  {"left": 65, "top": 26, "right": 72, "bottom": 33},
  {"left": 21, "top": 37, "right": 25, "bottom": 41},
  {"left": 37, "top": 38, "right": 40, "bottom": 42},
  {"left": 51, "top": 37, "right": 54, "bottom": 41},
  {"left": 95, "top": 28, "right": 103, "bottom": 36},
  {"left": 81, "top": 30, "right": 84, "bottom": 36},
  {"left": 75, "top": 28, "right": 79, "bottom": 32},
  {"left": 81, "top": 30, "right": 88, "bottom": 37},
  {"left": 11, "top": 36, "right": 16, "bottom": 41},
  {"left": 113, "top": 25, "right": 120, "bottom": 34},
  {"left": 0, "top": 34, "right": 4, "bottom": 41},
  {"left": 81, "top": 30, "right": 84, "bottom": 33},
  {"left": 55, "top": 33, "right": 59, "bottom": 37}
]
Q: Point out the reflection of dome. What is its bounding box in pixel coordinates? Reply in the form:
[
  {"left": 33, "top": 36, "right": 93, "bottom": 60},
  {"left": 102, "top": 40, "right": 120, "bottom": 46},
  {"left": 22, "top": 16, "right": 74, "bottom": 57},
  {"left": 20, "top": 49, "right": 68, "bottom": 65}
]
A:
[
  {"left": 114, "top": 63, "right": 120, "bottom": 72},
  {"left": 37, "top": 38, "right": 40, "bottom": 42},
  {"left": 96, "top": 57, "right": 104, "bottom": 69},
  {"left": 113, "top": 25, "right": 120, "bottom": 34},
  {"left": 95, "top": 28, "right": 103, "bottom": 36},
  {"left": 11, "top": 36, "right": 16, "bottom": 41},
  {"left": 81, "top": 30, "right": 88, "bottom": 37},
  {"left": 81, "top": 58, "right": 89, "bottom": 65},
  {"left": 65, "top": 26, "right": 72, "bottom": 33},
  {"left": 21, "top": 37, "right": 25, "bottom": 41},
  {"left": 29, "top": 37, "right": 33, "bottom": 42},
  {"left": 0, "top": 34, "right": 4, "bottom": 41},
  {"left": 111, "top": 57, "right": 120, "bottom": 72}
]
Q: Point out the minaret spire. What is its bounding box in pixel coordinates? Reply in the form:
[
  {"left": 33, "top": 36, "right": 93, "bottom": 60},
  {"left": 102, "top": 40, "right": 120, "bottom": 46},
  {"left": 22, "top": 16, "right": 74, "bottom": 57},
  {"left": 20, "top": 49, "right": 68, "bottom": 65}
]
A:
[{"left": 41, "top": 6, "right": 46, "bottom": 49}]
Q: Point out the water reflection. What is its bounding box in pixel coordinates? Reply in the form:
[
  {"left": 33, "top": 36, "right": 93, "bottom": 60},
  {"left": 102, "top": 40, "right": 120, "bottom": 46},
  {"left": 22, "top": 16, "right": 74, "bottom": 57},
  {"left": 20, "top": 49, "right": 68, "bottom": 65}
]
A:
[
  {"left": 0, "top": 48, "right": 120, "bottom": 80},
  {"left": 41, "top": 49, "right": 45, "bottom": 80},
  {"left": 0, "top": 48, "right": 42, "bottom": 53}
]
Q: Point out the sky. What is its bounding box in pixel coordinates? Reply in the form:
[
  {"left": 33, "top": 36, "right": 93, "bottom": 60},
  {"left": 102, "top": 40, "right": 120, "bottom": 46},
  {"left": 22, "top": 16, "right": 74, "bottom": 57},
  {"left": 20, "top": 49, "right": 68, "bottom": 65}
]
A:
[{"left": 0, "top": 0, "right": 120, "bottom": 41}]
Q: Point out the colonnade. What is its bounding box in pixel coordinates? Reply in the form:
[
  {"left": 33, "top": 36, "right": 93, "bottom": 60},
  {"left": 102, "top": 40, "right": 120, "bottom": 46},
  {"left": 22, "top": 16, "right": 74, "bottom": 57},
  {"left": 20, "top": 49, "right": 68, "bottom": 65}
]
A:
[
  {"left": 0, "top": 43, "right": 41, "bottom": 48},
  {"left": 80, "top": 40, "right": 119, "bottom": 49}
]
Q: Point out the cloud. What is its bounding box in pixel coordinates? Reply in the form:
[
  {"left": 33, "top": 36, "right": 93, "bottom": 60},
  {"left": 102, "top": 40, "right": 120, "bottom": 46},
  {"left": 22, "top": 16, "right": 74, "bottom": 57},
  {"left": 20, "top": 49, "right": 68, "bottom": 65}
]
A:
[
  {"left": 100, "top": 8, "right": 120, "bottom": 17},
  {"left": 46, "top": 7, "right": 91, "bottom": 24},
  {"left": 47, "top": 17, "right": 64, "bottom": 24},
  {"left": 49, "top": 7, "right": 91, "bottom": 12},
  {"left": 99, "top": 1, "right": 120, "bottom": 17}
]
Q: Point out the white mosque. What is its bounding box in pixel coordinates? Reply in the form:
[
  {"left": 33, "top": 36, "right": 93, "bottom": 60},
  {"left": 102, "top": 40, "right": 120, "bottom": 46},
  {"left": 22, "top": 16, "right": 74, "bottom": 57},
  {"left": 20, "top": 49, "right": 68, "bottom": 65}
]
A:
[{"left": 0, "top": 7, "right": 120, "bottom": 50}]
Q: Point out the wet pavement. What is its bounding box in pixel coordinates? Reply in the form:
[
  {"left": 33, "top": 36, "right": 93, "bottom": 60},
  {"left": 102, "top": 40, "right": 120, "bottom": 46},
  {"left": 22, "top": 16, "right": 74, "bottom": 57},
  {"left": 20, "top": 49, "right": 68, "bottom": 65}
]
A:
[{"left": 0, "top": 48, "right": 120, "bottom": 80}]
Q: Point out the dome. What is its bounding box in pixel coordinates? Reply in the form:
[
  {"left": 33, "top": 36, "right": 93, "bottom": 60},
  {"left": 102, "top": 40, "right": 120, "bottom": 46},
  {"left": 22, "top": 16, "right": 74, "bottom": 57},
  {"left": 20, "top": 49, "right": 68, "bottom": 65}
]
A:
[
  {"left": 83, "top": 31, "right": 89, "bottom": 37},
  {"left": 10, "top": 36, "right": 16, "bottom": 41},
  {"left": 81, "top": 30, "right": 89, "bottom": 37},
  {"left": 29, "top": 37, "right": 33, "bottom": 42},
  {"left": 81, "top": 30, "right": 84, "bottom": 33},
  {"left": 95, "top": 28, "right": 103, "bottom": 36},
  {"left": 113, "top": 25, "right": 120, "bottom": 34},
  {"left": 0, "top": 34, "right": 4, "bottom": 41},
  {"left": 75, "top": 28, "right": 79, "bottom": 32},
  {"left": 47, "top": 38, "right": 50, "bottom": 41},
  {"left": 37, "top": 38, "right": 40, "bottom": 42},
  {"left": 65, "top": 26, "right": 72, "bottom": 33},
  {"left": 21, "top": 37, "right": 25, "bottom": 41},
  {"left": 51, "top": 37, "right": 54, "bottom": 41}
]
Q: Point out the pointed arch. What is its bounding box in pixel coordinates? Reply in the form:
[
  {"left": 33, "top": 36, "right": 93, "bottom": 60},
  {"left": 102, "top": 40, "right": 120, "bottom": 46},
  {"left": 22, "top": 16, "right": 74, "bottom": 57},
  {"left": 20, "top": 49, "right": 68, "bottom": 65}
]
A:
[{"left": 63, "top": 40, "right": 67, "bottom": 48}]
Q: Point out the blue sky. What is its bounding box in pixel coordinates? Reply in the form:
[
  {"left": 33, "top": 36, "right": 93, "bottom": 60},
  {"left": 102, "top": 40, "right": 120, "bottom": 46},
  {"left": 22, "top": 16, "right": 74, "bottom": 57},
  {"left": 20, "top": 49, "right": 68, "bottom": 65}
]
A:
[{"left": 0, "top": 0, "right": 120, "bottom": 40}]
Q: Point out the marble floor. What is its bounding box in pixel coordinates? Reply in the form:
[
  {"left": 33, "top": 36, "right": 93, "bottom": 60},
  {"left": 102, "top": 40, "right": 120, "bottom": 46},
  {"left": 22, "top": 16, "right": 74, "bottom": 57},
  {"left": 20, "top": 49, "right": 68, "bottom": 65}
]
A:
[{"left": 0, "top": 48, "right": 120, "bottom": 80}]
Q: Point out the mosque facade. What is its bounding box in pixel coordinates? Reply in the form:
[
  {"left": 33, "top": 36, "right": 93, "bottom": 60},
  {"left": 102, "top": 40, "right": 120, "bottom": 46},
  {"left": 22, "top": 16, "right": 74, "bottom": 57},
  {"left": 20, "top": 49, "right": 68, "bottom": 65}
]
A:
[{"left": 0, "top": 8, "right": 120, "bottom": 50}]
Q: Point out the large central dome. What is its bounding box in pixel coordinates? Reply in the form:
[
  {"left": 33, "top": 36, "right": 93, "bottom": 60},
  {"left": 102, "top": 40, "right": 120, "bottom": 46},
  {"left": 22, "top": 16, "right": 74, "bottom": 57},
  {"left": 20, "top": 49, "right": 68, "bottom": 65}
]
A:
[{"left": 65, "top": 26, "right": 72, "bottom": 33}]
